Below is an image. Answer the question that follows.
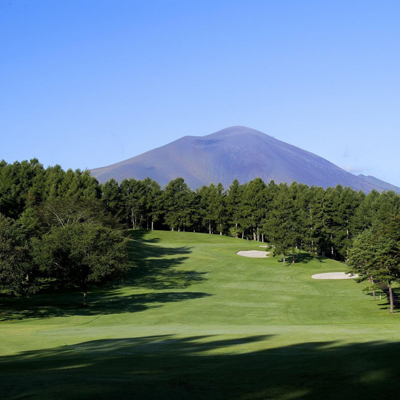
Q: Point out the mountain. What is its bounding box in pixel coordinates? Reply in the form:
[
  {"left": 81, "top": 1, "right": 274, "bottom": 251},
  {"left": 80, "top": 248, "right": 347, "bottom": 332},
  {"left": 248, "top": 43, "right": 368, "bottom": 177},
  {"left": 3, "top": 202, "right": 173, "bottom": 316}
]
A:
[
  {"left": 90, "top": 126, "right": 400, "bottom": 193},
  {"left": 358, "top": 174, "right": 400, "bottom": 193}
]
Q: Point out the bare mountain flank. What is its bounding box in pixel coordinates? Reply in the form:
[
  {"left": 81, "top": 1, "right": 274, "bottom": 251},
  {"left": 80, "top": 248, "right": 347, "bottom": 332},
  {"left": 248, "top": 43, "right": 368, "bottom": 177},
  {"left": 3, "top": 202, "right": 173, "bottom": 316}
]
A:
[{"left": 90, "top": 126, "right": 399, "bottom": 193}]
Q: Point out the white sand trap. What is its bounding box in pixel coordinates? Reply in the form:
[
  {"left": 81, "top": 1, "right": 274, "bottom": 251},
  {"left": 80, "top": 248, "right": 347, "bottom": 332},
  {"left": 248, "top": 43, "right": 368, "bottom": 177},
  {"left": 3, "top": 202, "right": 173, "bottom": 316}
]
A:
[
  {"left": 237, "top": 250, "right": 270, "bottom": 258},
  {"left": 311, "top": 272, "right": 359, "bottom": 280}
]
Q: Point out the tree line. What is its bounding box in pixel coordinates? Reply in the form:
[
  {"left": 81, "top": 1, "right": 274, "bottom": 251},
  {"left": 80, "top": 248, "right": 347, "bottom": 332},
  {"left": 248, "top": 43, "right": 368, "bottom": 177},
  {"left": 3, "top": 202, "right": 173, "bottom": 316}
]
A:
[
  {"left": 103, "top": 172, "right": 399, "bottom": 264},
  {"left": 1, "top": 159, "right": 400, "bottom": 309},
  {"left": 0, "top": 159, "right": 128, "bottom": 305}
]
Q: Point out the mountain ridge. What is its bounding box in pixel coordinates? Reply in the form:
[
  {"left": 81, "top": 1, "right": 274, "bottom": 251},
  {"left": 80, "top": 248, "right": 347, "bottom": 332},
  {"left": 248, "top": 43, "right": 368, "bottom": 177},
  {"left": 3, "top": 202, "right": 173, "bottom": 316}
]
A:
[{"left": 90, "top": 126, "right": 400, "bottom": 193}]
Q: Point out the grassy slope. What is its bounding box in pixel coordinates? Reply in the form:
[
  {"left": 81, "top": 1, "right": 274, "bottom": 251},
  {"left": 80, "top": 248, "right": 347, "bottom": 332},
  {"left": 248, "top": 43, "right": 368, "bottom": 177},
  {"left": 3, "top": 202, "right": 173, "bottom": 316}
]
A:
[{"left": 0, "top": 230, "right": 399, "bottom": 399}]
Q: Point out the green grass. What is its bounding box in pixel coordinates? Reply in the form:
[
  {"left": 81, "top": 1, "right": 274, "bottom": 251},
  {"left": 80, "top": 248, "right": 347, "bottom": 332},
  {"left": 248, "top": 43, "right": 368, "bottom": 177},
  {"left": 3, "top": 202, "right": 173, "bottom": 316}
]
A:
[{"left": 1, "top": 230, "right": 399, "bottom": 399}]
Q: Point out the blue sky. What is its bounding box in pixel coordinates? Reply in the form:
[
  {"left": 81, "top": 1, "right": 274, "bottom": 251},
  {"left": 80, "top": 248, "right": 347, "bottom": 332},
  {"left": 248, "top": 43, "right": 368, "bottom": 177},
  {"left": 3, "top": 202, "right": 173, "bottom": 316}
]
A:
[{"left": 1, "top": 1, "right": 400, "bottom": 185}]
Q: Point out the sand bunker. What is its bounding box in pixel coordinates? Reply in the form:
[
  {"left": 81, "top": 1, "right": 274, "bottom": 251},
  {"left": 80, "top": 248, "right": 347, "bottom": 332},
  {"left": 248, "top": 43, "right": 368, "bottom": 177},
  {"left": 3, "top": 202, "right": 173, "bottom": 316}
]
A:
[
  {"left": 311, "top": 272, "right": 358, "bottom": 280},
  {"left": 237, "top": 250, "right": 270, "bottom": 258}
]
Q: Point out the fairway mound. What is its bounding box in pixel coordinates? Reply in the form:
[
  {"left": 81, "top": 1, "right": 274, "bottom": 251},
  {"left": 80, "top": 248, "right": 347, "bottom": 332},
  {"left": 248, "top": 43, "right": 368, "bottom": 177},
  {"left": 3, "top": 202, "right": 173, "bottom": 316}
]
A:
[
  {"left": 311, "top": 272, "right": 359, "bottom": 280},
  {"left": 237, "top": 250, "right": 270, "bottom": 258}
]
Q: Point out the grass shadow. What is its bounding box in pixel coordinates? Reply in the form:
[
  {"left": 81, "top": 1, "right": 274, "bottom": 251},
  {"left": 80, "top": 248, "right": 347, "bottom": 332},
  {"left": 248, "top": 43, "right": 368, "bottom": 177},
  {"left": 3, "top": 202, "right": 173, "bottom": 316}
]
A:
[
  {"left": 1, "top": 335, "right": 400, "bottom": 399},
  {"left": 276, "top": 252, "right": 325, "bottom": 265},
  {"left": 0, "top": 290, "right": 212, "bottom": 321},
  {"left": 125, "top": 230, "right": 207, "bottom": 290},
  {"left": 293, "top": 253, "right": 325, "bottom": 264}
]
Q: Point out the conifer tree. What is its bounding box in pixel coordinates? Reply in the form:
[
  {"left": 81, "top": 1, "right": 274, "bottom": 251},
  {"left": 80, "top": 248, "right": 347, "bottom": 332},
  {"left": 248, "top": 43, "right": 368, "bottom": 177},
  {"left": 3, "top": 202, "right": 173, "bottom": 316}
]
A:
[
  {"left": 265, "top": 184, "right": 296, "bottom": 265},
  {"left": 242, "top": 178, "right": 268, "bottom": 241},
  {"left": 101, "top": 178, "right": 124, "bottom": 224},
  {"left": 162, "top": 178, "right": 195, "bottom": 231},
  {"left": 348, "top": 215, "right": 400, "bottom": 313},
  {"left": 0, "top": 214, "right": 39, "bottom": 296},
  {"left": 225, "top": 179, "right": 244, "bottom": 238}
]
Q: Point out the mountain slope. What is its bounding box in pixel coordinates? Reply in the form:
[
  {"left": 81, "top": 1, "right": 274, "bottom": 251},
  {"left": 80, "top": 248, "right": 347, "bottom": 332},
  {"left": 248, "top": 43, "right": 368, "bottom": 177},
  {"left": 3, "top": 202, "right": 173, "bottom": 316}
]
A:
[
  {"left": 357, "top": 174, "right": 400, "bottom": 193},
  {"left": 90, "top": 126, "right": 399, "bottom": 192}
]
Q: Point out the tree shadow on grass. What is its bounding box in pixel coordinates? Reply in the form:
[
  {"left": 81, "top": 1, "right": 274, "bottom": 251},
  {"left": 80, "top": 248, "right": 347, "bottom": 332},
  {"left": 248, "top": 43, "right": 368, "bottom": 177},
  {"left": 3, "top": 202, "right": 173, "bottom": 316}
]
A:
[
  {"left": 125, "top": 230, "right": 207, "bottom": 290},
  {"left": 1, "top": 335, "right": 400, "bottom": 399},
  {"left": 0, "top": 230, "right": 210, "bottom": 321},
  {"left": 0, "top": 290, "right": 211, "bottom": 321},
  {"left": 276, "top": 252, "right": 325, "bottom": 265},
  {"left": 294, "top": 253, "right": 325, "bottom": 264}
]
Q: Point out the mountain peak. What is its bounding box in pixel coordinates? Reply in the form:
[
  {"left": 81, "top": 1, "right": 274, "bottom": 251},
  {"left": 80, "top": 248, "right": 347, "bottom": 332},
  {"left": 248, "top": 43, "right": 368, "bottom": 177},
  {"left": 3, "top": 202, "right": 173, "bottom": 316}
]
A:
[
  {"left": 90, "top": 126, "right": 400, "bottom": 193},
  {"left": 207, "top": 126, "right": 267, "bottom": 138}
]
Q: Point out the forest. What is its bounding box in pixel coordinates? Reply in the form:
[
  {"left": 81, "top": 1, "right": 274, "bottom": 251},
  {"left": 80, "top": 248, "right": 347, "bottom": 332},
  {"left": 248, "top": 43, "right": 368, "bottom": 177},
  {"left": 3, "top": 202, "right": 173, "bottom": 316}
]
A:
[{"left": 0, "top": 159, "right": 399, "bottom": 310}]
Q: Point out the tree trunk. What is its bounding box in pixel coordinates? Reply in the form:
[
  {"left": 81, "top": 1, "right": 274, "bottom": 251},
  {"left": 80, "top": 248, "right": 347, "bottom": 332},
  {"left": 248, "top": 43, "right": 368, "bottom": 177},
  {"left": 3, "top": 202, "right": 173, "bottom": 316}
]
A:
[
  {"left": 151, "top": 220, "right": 154, "bottom": 230},
  {"left": 83, "top": 291, "right": 88, "bottom": 307},
  {"left": 291, "top": 247, "right": 295, "bottom": 264},
  {"left": 261, "top": 233, "right": 264, "bottom": 242},
  {"left": 370, "top": 276, "right": 376, "bottom": 300},
  {"left": 241, "top": 231, "right": 244, "bottom": 239},
  {"left": 209, "top": 223, "right": 211, "bottom": 235},
  {"left": 389, "top": 282, "right": 394, "bottom": 314},
  {"left": 282, "top": 255, "right": 286, "bottom": 266}
]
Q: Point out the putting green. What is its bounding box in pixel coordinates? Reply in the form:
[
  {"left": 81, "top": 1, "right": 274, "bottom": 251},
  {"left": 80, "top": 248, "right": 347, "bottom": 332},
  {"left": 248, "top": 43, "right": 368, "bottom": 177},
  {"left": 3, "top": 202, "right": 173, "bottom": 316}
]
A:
[{"left": 0, "top": 230, "right": 399, "bottom": 399}]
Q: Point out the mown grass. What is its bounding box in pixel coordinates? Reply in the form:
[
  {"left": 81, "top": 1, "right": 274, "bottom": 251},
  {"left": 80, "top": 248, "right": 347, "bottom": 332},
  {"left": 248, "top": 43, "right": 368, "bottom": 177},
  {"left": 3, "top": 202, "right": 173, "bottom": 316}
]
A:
[{"left": 0, "top": 230, "right": 399, "bottom": 399}]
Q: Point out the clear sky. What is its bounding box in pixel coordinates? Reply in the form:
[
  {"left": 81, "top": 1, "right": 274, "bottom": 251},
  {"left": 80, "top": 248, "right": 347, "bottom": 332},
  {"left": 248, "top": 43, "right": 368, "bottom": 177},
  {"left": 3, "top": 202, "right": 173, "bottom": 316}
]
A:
[{"left": 1, "top": 1, "right": 400, "bottom": 185}]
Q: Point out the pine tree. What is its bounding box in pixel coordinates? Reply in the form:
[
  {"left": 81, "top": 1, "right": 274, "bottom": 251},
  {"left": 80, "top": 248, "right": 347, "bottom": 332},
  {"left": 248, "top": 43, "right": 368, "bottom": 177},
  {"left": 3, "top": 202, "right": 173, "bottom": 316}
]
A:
[
  {"left": 348, "top": 216, "right": 400, "bottom": 313},
  {"left": 162, "top": 178, "right": 195, "bottom": 232},
  {"left": 225, "top": 179, "right": 244, "bottom": 238},
  {"left": 0, "top": 214, "right": 39, "bottom": 296},
  {"left": 101, "top": 179, "right": 124, "bottom": 224},
  {"left": 265, "top": 184, "right": 296, "bottom": 265},
  {"left": 241, "top": 178, "right": 268, "bottom": 241}
]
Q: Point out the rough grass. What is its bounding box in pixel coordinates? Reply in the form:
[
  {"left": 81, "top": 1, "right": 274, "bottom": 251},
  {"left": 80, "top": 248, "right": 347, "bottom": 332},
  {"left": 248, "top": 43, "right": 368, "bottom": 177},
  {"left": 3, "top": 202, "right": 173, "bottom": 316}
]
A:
[{"left": 0, "top": 230, "right": 399, "bottom": 399}]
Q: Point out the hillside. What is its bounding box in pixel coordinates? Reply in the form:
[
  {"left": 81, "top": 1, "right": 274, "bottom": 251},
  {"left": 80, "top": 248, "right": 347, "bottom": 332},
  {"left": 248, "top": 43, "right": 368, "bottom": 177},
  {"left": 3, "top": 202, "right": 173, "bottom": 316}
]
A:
[
  {"left": 90, "top": 126, "right": 400, "bottom": 192},
  {"left": 358, "top": 174, "right": 400, "bottom": 193}
]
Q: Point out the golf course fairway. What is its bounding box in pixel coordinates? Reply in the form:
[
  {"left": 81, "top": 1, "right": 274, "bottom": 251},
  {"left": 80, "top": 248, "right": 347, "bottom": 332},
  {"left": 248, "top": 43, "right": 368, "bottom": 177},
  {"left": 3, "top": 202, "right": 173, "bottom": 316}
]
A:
[{"left": 1, "top": 230, "right": 399, "bottom": 399}]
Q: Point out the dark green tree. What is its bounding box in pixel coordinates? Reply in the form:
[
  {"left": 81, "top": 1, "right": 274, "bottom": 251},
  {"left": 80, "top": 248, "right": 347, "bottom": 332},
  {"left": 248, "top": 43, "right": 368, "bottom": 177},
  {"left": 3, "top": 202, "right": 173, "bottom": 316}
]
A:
[
  {"left": 101, "top": 178, "right": 125, "bottom": 224},
  {"left": 120, "top": 178, "right": 148, "bottom": 229},
  {"left": 162, "top": 178, "right": 195, "bottom": 232},
  {"left": 198, "top": 183, "right": 226, "bottom": 235},
  {"left": 142, "top": 178, "right": 163, "bottom": 230},
  {"left": 0, "top": 159, "right": 45, "bottom": 219},
  {"left": 242, "top": 178, "right": 268, "bottom": 241},
  {"left": 33, "top": 221, "right": 129, "bottom": 306},
  {"left": 225, "top": 179, "right": 244, "bottom": 238},
  {"left": 0, "top": 214, "right": 39, "bottom": 296},
  {"left": 347, "top": 228, "right": 379, "bottom": 300},
  {"left": 348, "top": 215, "right": 400, "bottom": 313},
  {"left": 265, "top": 184, "right": 298, "bottom": 265}
]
